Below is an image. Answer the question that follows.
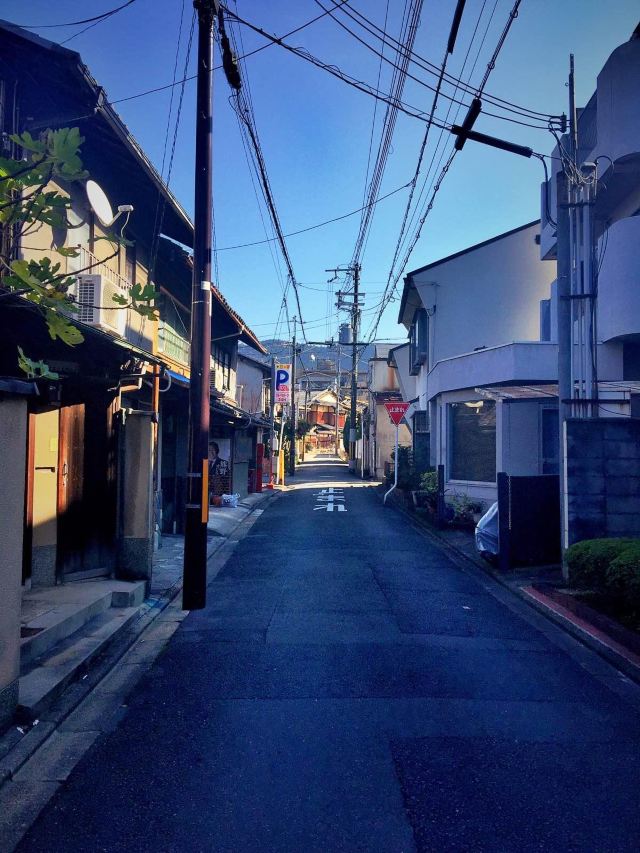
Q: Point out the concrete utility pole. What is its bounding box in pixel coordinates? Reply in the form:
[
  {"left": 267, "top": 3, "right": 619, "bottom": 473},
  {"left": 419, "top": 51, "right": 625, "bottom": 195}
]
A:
[
  {"left": 289, "top": 316, "right": 297, "bottom": 476},
  {"left": 556, "top": 169, "right": 571, "bottom": 558},
  {"left": 183, "top": 0, "right": 217, "bottom": 610},
  {"left": 335, "top": 342, "right": 341, "bottom": 456},
  {"left": 349, "top": 264, "right": 360, "bottom": 473}
]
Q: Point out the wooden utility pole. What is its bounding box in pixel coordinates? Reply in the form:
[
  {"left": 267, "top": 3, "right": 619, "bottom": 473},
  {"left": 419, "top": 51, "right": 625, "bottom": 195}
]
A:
[{"left": 183, "top": 0, "right": 217, "bottom": 610}]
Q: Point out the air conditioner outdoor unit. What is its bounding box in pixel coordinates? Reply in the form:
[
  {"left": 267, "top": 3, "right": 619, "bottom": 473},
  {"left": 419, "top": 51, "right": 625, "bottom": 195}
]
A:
[{"left": 75, "top": 274, "right": 126, "bottom": 336}]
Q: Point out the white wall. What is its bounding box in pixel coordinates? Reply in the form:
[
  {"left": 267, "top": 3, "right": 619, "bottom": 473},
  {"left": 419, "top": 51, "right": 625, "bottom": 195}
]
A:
[
  {"left": 412, "top": 222, "right": 556, "bottom": 366},
  {"left": 592, "top": 39, "right": 640, "bottom": 168},
  {"left": 597, "top": 216, "right": 640, "bottom": 343},
  {"left": 237, "top": 358, "right": 267, "bottom": 414},
  {"left": 501, "top": 400, "right": 555, "bottom": 476},
  {"left": 426, "top": 342, "right": 558, "bottom": 402}
]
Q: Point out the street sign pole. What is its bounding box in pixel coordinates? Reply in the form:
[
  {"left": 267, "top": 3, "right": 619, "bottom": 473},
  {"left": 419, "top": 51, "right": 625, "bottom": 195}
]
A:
[
  {"left": 382, "top": 401, "right": 410, "bottom": 506},
  {"left": 384, "top": 422, "right": 400, "bottom": 506}
]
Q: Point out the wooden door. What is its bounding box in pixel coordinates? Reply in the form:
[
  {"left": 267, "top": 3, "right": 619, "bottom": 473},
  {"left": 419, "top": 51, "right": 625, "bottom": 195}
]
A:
[{"left": 57, "top": 403, "right": 86, "bottom": 576}]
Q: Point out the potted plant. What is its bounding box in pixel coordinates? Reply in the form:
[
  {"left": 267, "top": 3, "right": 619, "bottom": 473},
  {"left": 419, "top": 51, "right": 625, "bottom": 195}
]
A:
[{"left": 450, "top": 493, "right": 484, "bottom": 528}]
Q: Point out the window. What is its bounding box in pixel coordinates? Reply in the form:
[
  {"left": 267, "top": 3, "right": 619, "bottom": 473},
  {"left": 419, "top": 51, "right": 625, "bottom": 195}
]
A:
[
  {"left": 409, "top": 308, "right": 429, "bottom": 375},
  {"left": 540, "top": 299, "right": 551, "bottom": 341},
  {"left": 448, "top": 400, "right": 496, "bottom": 482},
  {"left": 211, "top": 345, "right": 231, "bottom": 391}
]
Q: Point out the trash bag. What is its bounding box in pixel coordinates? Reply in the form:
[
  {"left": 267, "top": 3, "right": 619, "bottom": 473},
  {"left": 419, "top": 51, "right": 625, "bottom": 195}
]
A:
[
  {"left": 221, "top": 493, "right": 240, "bottom": 508},
  {"left": 475, "top": 501, "right": 499, "bottom": 559}
]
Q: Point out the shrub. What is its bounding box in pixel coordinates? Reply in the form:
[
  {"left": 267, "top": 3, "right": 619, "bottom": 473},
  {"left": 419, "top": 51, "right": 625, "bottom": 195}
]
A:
[
  {"left": 606, "top": 545, "right": 640, "bottom": 605},
  {"left": 420, "top": 469, "right": 438, "bottom": 495},
  {"left": 565, "top": 538, "right": 637, "bottom": 590},
  {"left": 391, "top": 446, "right": 420, "bottom": 491},
  {"left": 450, "top": 492, "right": 484, "bottom": 525}
]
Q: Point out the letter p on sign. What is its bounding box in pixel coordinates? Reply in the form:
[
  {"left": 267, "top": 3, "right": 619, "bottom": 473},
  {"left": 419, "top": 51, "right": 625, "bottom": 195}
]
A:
[{"left": 275, "top": 364, "right": 291, "bottom": 403}]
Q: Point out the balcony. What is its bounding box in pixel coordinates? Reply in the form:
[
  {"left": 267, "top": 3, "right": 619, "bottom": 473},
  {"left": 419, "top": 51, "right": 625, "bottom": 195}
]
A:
[
  {"left": 597, "top": 216, "right": 640, "bottom": 343},
  {"left": 158, "top": 321, "right": 190, "bottom": 366},
  {"left": 426, "top": 342, "right": 558, "bottom": 401},
  {"left": 76, "top": 247, "right": 153, "bottom": 351}
]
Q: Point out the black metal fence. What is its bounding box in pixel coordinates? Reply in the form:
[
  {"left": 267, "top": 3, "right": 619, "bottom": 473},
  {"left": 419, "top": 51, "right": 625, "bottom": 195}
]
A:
[{"left": 497, "top": 472, "right": 561, "bottom": 570}]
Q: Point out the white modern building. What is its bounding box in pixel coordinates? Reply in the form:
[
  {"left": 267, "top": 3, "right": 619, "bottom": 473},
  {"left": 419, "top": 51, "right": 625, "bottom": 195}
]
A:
[
  {"left": 395, "top": 221, "right": 557, "bottom": 508},
  {"left": 539, "top": 24, "right": 640, "bottom": 412},
  {"left": 392, "top": 23, "right": 640, "bottom": 514}
]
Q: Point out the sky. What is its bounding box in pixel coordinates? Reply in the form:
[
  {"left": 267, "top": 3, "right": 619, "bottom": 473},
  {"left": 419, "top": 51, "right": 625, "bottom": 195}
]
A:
[{"left": 3, "top": 0, "right": 639, "bottom": 346}]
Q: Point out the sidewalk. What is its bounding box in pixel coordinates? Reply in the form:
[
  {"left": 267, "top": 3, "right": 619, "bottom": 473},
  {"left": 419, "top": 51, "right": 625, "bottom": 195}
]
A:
[{"left": 1, "top": 488, "right": 279, "bottom": 794}]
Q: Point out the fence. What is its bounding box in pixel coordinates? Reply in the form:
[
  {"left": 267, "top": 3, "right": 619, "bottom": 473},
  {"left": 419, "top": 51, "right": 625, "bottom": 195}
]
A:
[{"left": 497, "top": 472, "right": 561, "bottom": 570}]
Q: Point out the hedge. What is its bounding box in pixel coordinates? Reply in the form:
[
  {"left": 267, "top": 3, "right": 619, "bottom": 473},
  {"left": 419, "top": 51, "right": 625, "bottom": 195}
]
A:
[
  {"left": 606, "top": 544, "right": 640, "bottom": 605},
  {"left": 565, "top": 538, "right": 637, "bottom": 590}
]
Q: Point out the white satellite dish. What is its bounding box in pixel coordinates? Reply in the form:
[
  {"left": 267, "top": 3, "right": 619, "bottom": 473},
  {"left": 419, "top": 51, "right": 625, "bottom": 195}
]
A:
[
  {"left": 86, "top": 180, "right": 115, "bottom": 227},
  {"left": 85, "top": 180, "right": 134, "bottom": 228}
]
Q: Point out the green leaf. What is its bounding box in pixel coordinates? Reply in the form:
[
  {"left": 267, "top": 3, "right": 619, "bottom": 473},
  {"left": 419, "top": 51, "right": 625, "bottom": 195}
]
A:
[
  {"left": 111, "top": 294, "right": 129, "bottom": 306},
  {"left": 136, "top": 283, "right": 156, "bottom": 303},
  {"left": 45, "top": 311, "right": 84, "bottom": 346},
  {"left": 9, "top": 260, "right": 45, "bottom": 291},
  {"left": 10, "top": 131, "right": 46, "bottom": 155},
  {"left": 17, "top": 347, "right": 60, "bottom": 380},
  {"left": 55, "top": 246, "right": 80, "bottom": 258}
]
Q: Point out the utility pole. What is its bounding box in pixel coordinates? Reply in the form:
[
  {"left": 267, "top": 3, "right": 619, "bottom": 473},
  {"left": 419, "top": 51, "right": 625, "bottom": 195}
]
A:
[
  {"left": 557, "top": 169, "right": 571, "bottom": 559},
  {"left": 183, "top": 0, "right": 217, "bottom": 610},
  {"left": 349, "top": 264, "right": 360, "bottom": 474},
  {"left": 327, "top": 266, "right": 364, "bottom": 467},
  {"left": 289, "top": 316, "right": 297, "bottom": 476},
  {"left": 335, "top": 342, "right": 341, "bottom": 456}
]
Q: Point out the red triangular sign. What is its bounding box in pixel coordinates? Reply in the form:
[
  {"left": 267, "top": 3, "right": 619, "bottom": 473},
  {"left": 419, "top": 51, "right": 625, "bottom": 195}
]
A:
[{"left": 384, "top": 401, "right": 410, "bottom": 426}]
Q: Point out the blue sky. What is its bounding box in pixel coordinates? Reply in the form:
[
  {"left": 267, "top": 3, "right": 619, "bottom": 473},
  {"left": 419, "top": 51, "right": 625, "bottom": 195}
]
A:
[{"left": 3, "top": 1, "right": 639, "bottom": 343}]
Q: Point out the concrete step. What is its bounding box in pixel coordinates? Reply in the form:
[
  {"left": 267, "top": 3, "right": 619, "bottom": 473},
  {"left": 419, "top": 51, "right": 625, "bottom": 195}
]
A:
[
  {"left": 18, "top": 606, "right": 140, "bottom": 719},
  {"left": 21, "top": 581, "right": 146, "bottom": 669}
]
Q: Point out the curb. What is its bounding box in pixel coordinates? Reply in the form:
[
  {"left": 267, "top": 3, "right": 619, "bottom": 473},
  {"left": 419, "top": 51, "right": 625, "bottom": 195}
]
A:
[
  {"left": 379, "top": 487, "right": 640, "bottom": 687},
  {"left": 0, "top": 489, "right": 279, "bottom": 793}
]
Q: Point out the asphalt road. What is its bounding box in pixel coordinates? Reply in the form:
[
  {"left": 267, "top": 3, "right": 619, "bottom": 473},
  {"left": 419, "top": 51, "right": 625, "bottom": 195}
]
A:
[{"left": 17, "top": 458, "right": 640, "bottom": 851}]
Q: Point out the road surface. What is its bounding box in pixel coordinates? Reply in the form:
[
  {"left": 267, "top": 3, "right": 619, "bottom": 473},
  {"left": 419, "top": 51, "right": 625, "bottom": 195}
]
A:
[{"left": 16, "top": 457, "right": 640, "bottom": 851}]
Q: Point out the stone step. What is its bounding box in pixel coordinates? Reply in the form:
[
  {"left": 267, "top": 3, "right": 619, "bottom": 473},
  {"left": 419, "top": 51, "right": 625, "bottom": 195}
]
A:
[
  {"left": 18, "top": 606, "right": 140, "bottom": 719},
  {"left": 21, "top": 580, "right": 146, "bottom": 669}
]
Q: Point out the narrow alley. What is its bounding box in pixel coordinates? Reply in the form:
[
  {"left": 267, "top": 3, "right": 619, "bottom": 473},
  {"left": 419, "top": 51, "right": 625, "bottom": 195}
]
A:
[{"left": 13, "top": 457, "right": 640, "bottom": 852}]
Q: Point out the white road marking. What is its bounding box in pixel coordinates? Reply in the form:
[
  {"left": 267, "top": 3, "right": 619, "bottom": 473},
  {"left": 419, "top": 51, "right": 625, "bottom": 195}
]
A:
[{"left": 314, "top": 501, "right": 347, "bottom": 512}]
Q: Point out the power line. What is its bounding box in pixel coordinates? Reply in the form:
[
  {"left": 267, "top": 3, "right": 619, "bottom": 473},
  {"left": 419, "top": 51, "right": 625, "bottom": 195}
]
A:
[
  {"left": 222, "top": 10, "right": 308, "bottom": 344},
  {"left": 348, "top": 0, "right": 424, "bottom": 270},
  {"left": 314, "top": 0, "right": 554, "bottom": 130},
  {"left": 14, "top": 0, "right": 138, "bottom": 29},
  {"left": 102, "top": 2, "right": 350, "bottom": 107},
  {"left": 215, "top": 180, "right": 411, "bottom": 252},
  {"left": 223, "top": 9, "right": 455, "bottom": 130},
  {"left": 365, "top": 0, "right": 525, "bottom": 344},
  {"left": 331, "top": 0, "right": 558, "bottom": 122},
  {"left": 148, "top": 3, "right": 193, "bottom": 285}
]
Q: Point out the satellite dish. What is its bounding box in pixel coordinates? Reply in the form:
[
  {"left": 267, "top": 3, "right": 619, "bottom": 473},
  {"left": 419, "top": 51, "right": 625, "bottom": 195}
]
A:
[{"left": 86, "top": 180, "right": 115, "bottom": 227}]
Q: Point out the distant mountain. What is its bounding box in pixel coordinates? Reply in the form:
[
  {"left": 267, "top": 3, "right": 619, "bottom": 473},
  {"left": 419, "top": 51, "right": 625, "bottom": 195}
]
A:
[{"left": 239, "top": 339, "right": 376, "bottom": 373}]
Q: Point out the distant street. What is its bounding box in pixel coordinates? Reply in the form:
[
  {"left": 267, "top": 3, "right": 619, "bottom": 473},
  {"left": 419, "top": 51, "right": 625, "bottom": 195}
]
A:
[{"left": 18, "top": 457, "right": 640, "bottom": 852}]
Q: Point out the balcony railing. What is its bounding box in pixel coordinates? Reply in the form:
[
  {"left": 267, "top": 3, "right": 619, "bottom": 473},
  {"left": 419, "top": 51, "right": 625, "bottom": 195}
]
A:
[
  {"left": 76, "top": 246, "right": 153, "bottom": 350},
  {"left": 78, "top": 246, "right": 131, "bottom": 294},
  {"left": 158, "top": 321, "right": 190, "bottom": 365}
]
